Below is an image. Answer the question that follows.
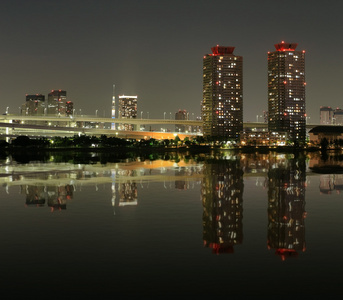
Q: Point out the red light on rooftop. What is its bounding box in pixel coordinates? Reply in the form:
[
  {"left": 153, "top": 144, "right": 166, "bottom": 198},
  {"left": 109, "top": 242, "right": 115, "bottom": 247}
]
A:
[
  {"left": 274, "top": 41, "right": 298, "bottom": 51},
  {"left": 211, "top": 45, "right": 235, "bottom": 56}
]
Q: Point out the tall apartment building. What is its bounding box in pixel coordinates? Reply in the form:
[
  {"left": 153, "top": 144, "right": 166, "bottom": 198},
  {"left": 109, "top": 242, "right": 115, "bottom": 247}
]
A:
[
  {"left": 268, "top": 41, "right": 306, "bottom": 144},
  {"left": 47, "top": 90, "right": 67, "bottom": 116},
  {"left": 202, "top": 45, "right": 243, "bottom": 141},
  {"left": 320, "top": 106, "right": 333, "bottom": 125},
  {"left": 118, "top": 95, "right": 137, "bottom": 131}
]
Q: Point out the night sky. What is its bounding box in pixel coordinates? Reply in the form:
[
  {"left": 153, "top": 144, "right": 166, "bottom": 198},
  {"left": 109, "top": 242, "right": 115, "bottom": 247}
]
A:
[{"left": 1, "top": 0, "right": 342, "bottom": 124}]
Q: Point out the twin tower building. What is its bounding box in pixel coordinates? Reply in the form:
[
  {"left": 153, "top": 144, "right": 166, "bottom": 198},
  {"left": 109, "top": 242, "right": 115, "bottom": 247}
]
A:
[{"left": 202, "top": 41, "right": 306, "bottom": 144}]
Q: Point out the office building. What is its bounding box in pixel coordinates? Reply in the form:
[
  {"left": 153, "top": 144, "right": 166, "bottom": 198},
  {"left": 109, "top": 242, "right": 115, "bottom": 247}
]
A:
[
  {"left": 202, "top": 45, "right": 243, "bottom": 140},
  {"left": 24, "top": 94, "right": 45, "bottom": 116},
  {"left": 175, "top": 109, "right": 187, "bottom": 133},
  {"left": 268, "top": 41, "right": 306, "bottom": 144},
  {"left": 333, "top": 108, "right": 343, "bottom": 125},
  {"left": 320, "top": 106, "right": 333, "bottom": 125},
  {"left": 65, "top": 101, "right": 74, "bottom": 116},
  {"left": 47, "top": 90, "right": 67, "bottom": 116},
  {"left": 118, "top": 95, "right": 137, "bottom": 131}
]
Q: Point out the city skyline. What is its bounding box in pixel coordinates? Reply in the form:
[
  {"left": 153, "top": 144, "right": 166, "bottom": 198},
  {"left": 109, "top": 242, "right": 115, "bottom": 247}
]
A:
[{"left": 1, "top": 0, "right": 343, "bottom": 124}]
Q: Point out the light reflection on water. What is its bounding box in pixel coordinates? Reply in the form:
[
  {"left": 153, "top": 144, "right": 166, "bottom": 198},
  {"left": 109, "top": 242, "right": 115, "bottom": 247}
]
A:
[{"left": 0, "top": 151, "right": 342, "bottom": 297}]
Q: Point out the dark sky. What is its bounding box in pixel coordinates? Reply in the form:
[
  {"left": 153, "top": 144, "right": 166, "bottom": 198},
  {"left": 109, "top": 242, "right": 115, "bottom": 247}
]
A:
[{"left": 1, "top": 0, "right": 342, "bottom": 123}]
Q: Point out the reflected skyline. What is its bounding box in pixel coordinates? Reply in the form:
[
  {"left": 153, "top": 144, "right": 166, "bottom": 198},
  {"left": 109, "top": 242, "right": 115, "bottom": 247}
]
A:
[
  {"left": 2, "top": 151, "right": 342, "bottom": 257},
  {"left": 1, "top": 151, "right": 343, "bottom": 296}
]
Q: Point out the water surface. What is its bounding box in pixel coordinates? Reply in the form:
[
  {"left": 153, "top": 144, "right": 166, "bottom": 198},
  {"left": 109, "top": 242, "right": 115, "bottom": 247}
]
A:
[{"left": 0, "top": 151, "right": 342, "bottom": 297}]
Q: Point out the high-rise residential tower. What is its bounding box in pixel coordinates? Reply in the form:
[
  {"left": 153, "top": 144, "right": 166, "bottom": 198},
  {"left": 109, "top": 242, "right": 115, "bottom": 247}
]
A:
[
  {"left": 118, "top": 95, "right": 137, "bottom": 131},
  {"left": 202, "top": 45, "right": 243, "bottom": 141},
  {"left": 268, "top": 41, "right": 306, "bottom": 144}
]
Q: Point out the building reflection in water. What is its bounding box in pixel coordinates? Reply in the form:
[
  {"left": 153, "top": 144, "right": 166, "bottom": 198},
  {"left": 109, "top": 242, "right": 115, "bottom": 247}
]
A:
[
  {"left": 117, "top": 169, "right": 138, "bottom": 206},
  {"left": 266, "top": 154, "right": 307, "bottom": 260},
  {"left": 5, "top": 152, "right": 341, "bottom": 257},
  {"left": 319, "top": 174, "right": 343, "bottom": 194},
  {"left": 201, "top": 154, "right": 244, "bottom": 254},
  {"left": 21, "top": 184, "right": 73, "bottom": 212}
]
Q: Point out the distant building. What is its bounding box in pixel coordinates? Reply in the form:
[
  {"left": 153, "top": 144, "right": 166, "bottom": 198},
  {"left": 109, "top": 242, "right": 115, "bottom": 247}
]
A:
[
  {"left": 47, "top": 90, "right": 67, "bottom": 116},
  {"left": 24, "top": 94, "right": 45, "bottom": 116},
  {"left": 268, "top": 41, "right": 306, "bottom": 144},
  {"left": 202, "top": 45, "right": 243, "bottom": 141},
  {"left": 175, "top": 109, "right": 188, "bottom": 133},
  {"left": 333, "top": 108, "right": 343, "bottom": 125},
  {"left": 320, "top": 106, "right": 333, "bottom": 125},
  {"left": 309, "top": 125, "right": 343, "bottom": 144},
  {"left": 112, "top": 84, "right": 116, "bottom": 129},
  {"left": 65, "top": 101, "right": 74, "bottom": 116},
  {"left": 118, "top": 95, "right": 137, "bottom": 131}
]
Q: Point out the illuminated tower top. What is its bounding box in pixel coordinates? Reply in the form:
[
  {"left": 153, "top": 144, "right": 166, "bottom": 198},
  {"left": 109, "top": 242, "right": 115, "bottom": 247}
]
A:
[
  {"left": 210, "top": 45, "right": 235, "bottom": 56},
  {"left": 274, "top": 41, "right": 298, "bottom": 51}
]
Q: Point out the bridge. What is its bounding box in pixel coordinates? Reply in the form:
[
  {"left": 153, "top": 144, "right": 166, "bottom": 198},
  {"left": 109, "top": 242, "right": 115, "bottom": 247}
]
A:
[
  {"left": 0, "top": 114, "right": 203, "bottom": 140},
  {"left": 0, "top": 114, "right": 320, "bottom": 140}
]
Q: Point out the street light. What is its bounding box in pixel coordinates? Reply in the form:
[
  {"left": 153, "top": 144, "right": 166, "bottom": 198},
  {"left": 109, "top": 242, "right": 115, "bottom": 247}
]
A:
[
  {"left": 141, "top": 111, "right": 143, "bottom": 119},
  {"left": 164, "top": 112, "right": 166, "bottom": 119},
  {"left": 6, "top": 107, "right": 9, "bottom": 114},
  {"left": 147, "top": 112, "right": 149, "bottom": 119},
  {"left": 170, "top": 112, "right": 172, "bottom": 119},
  {"left": 95, "top": 110, "right": 98, "bottom": 117}
]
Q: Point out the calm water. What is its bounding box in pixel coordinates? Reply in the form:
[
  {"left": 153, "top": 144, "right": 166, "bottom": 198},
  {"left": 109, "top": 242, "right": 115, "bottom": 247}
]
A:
[{"left": 0, "top": 150, "right": 342, "bottom": 298}]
